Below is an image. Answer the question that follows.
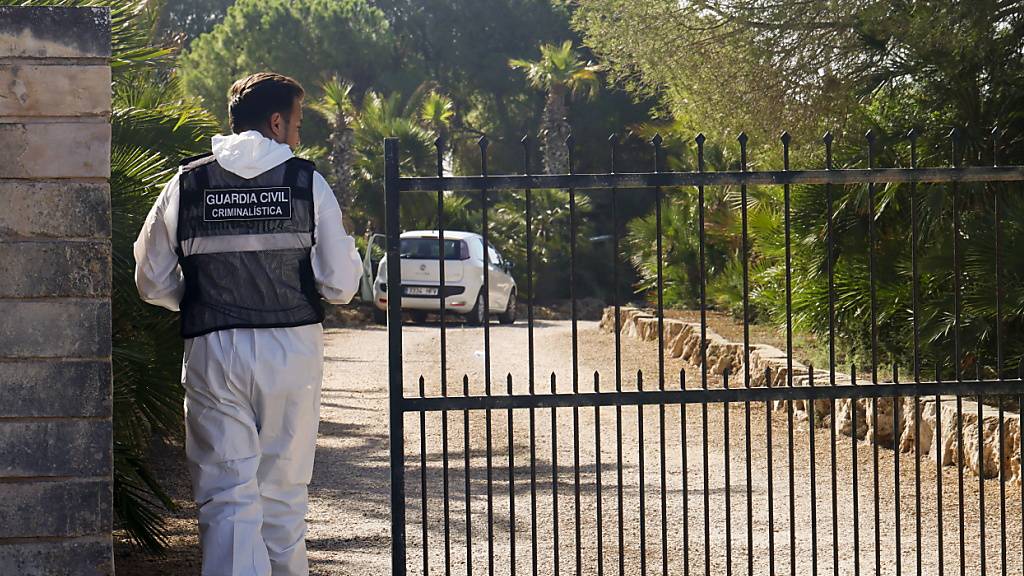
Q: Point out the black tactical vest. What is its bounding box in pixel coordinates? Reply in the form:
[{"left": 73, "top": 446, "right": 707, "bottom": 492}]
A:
[{"left": 176, "top": 153, "right": 324, "bottom": 338}]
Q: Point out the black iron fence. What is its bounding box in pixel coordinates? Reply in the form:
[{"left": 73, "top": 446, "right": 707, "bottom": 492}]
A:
[{"left": 383, "top": 130, "right": 1024, "bottom": 576}]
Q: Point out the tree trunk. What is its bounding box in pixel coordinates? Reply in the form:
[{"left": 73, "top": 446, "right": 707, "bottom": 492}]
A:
[{"left": 540, "top": 86, "right": 570, "bottom": 174}]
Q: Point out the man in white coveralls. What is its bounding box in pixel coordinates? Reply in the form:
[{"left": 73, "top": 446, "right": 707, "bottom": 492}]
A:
[{"left": 134, "top": 72, "right": 363, "bottom": 576}]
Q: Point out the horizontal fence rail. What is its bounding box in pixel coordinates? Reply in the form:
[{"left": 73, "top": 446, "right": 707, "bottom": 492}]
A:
[
  {"left": 398, "top": 166, "right": 1024, "bottom": 191},
  {"left": 384, "top": 129, "right": 1024, "bottom": 576}
]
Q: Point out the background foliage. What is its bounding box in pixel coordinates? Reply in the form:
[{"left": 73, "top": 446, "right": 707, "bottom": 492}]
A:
[{"left": 16, "top": 0, "right": 1023, "bottom": 555}]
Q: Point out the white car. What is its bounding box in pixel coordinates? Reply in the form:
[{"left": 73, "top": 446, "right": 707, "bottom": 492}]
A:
[{"left": 372, "top": 230, "right": 517, "bottom": 325}]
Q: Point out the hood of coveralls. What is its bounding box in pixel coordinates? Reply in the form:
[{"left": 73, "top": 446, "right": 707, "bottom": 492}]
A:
[{"left": 211, "top": 130, "right": 295, "bottom": 180}]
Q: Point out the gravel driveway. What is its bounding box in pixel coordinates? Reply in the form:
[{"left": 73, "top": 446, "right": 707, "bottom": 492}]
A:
[
  {"left": 309, "top": 319, "right": 1022, "bottom": 576},
  {"left": 116, "top": 319, "right": 1023, "bottom": 575}
]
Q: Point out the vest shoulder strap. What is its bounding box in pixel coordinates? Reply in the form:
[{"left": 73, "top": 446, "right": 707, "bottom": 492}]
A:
[{"left": 179, "top": 151, "right": 215, "bottom": 169}]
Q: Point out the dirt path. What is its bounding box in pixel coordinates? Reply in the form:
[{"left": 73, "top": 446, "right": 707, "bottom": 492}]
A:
[{"left": 116, "top": 320, "right": 1024, "bottom": 575}]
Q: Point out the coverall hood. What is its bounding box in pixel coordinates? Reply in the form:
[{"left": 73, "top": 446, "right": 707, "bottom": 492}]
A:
[{"left": 211, "top": 130, "right": 295, "bottom": 179}]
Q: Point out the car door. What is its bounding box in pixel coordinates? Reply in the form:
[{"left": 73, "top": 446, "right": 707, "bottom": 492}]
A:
[
  {"left": 487, "top": 245, "right": 513, "bottom": 310},
  {"left": 485, "top": 244, "right": 506, "bottom": 310}
]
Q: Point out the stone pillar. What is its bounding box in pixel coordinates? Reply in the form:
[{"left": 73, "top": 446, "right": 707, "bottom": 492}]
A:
[{"left": 0, "top": 7, "right": 114, "bottom": 575}]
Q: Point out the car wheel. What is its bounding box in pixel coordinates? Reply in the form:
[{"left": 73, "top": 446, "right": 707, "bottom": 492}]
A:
[
  {"left": 498, "top": 290, "right": 517, "bottom": 324},
  {"left": 372, "top": 307, "right": 387, "bottom": 325},
  {"left": 466, "top": 292, "right": 486, "bottom": 326},
  {"left": 410, "top": 310, "right": 428, "bottom": 324}
]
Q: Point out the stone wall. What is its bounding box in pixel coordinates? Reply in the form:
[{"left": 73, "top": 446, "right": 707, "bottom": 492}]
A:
[
  {"left": 601, "top": 307, "right": 1023, "bottom": 488},
  {"left": 0, "top": 7, "right": 113, "bottom": 575}
]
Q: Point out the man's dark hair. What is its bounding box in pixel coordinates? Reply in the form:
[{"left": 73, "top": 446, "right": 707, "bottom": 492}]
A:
[{"left": 228, "top": 72, "right": 305, "bottom": 134}]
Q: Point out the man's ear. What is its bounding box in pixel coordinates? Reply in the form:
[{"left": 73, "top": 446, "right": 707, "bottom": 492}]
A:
[{"left": 268, "top": 111, "right": 285, "bottom": 141}]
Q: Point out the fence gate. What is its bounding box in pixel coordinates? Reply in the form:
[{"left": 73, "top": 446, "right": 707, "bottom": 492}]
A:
[{"left": 383, "top": 130, "right": 1024, "bottom": 576}]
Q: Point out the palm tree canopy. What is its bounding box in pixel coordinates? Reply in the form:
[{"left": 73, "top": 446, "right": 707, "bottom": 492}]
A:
[{"left": 509, "top": 40, "right": 602, "bottom": 100}]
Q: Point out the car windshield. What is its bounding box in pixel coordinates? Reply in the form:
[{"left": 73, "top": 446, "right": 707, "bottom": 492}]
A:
[{"left": 399, "top": 238, "right": 465, "bottom": 260}]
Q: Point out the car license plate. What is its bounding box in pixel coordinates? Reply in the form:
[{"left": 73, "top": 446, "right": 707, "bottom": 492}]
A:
[{"left": 406, "top": 286, "right": 437, "bottom": 296}]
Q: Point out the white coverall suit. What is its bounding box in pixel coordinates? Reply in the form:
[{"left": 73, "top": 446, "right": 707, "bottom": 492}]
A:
[{"left": 134, "top": 131, "right": 363, "bottom": 576}]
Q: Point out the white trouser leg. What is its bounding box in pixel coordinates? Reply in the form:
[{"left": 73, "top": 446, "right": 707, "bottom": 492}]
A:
[
  {"left": 183, "top": 330, "right": 271, "bottom": 576},
  {"left": 252, "top": 324, "right": 324, "bottom": 576}
]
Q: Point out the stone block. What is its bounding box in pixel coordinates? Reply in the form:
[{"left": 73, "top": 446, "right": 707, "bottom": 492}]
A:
[
  {"left": 0, "top": 360, "right": 110, "bottom": 417},
  {"left": 0, "top": 65, "right": 110, "bottom": 116},
  {"left": 0, "top": 538, "right": 113, "bottom": 576},
  {"left": 0, "top": 180, "right": 110, "bottom": 238},
  {"left": 0, "top": 7, "right": 110, "bottom": 59},
  {"left": 0, "top": 419, "right": 111, "bottom": 477},
  {"left": 0, "top": 123, "right": 110, "bottom": 178},
  {"left": 0, "top": 240, "right": 110, "bottom": 297},
  {"left": 0, "top": 299, "right": 111, "bottom": 358},
  {"left": 0, "top": 479, "right": 111, "bottom": 537}
]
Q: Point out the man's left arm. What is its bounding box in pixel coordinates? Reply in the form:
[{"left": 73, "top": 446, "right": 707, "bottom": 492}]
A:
[{"left": 311, "top": 171, "right": 363, "bottom": 304}]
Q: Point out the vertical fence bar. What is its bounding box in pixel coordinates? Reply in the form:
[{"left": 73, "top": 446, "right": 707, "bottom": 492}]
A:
[
  {"left": 616, "top": 366, "right": 625, "bottom": 576},
  {"left": 610, "top": 134, "right": 623, "bottom": 404},
  {"left": 936, "top": 364, "right": 944, "bottom": 576},
  {"left": 384, "top": 137, "right": 407, "bottom": 576},
  {"left": 486, "top": 370, "right": 494, "bottom": 576},
  {"left": 573, "top": 370, "right": 582, "bottom": 576},
  {"left": 529, "top": 367, "right": 538, "bottom": 576},
  {"left": 654, "top": 134, "right": 666, "bottom": 396},
  {"left": 695, "top": 132, "right": 712, "bottom": 576},
  {"left": 724, "top": 367, "right": 733, "bottom": 576},
  {"left": 436, "top": 137, "right": 448, "bottom": 419},
  {"left": 464, "top": 375, "right": 473, "bottom": 576},
  {"left": 950, "top": 128, "right": 966, "bottom": 576},
  {"left": 652, "top": 134, "right": 669, "bottom": 576},
  {"left": 595, "top": 371, "right": 604, "bottom": 576},
  {"left": 567, "top": 134, "right": 582, "bottom": 576},
  {"left": 433, "top": 138, "right": 445, "bottom": 574},
  {"left": 680, "top": 368, "right": 690, "bottom": 576},
  {"left": 479, "top": 136, "right": 491, "bottom": 341},
  {"left": 808, "top": 365, "right": 818, "bottom": 576},
  {"left": 893, "top": 364, "right": 901, "bottom": 576},
  {"left": 908, "top": 128, "right": 922, "bottom": 576},
  {"left": 851, "top": 363, "right": 860, "bottom": 576},
  {"left": 508, "top": 374, "right": 517, "bottom": 576},
  {"left": 824, "top": 131, "right": 839, "bottom": 576},
  {"left": 551, "top": 373, "right": 560, "bottom": 576},
  {"left": 735, "top": 130, "right": 749, "bottom": 576},
  {"left": 992, "top": 127, "right": 1007, "bottom": 576},
  {"left": 420, "top": 376, "right": 429, "bottom": 576},
  {"left": 766, "top": 366, "right": 776, "bottom": 576},
  {"left": 612, "top": 135, "right": 626, "bottom": 576},
  {"left": 638, "top": 370, "right": 648, "bottom": 576},
  {"left": 433, "top": 135, "right": 449, "bottom": 575},
  {"left": 523, "top": 134, "right": 539, "bottom": 576},
  {"left": 479, "top": 137, "right": 495, "bottom": 576},
  {"left": 782, "top": 131, "right": 797, "bottom": 576},
  {"left": 442, "top": 368, "right": 452, "bottom": 576},
  {"left": 523, "top": 135, "right": 535, "bottom": 391},
  {"left": 865, "top": 130, "right": 882, "bottom": 576},
  {"left": 659, "top": 364, "right": 669, "bottom": 576},
  {"left": 695, "top": 131, "right": 709, "bottom": 412}
]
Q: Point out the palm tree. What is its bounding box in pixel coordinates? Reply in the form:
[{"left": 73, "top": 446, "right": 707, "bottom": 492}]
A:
[
  {"left": 309, "top": 76, "right": 357, "bottom": 208},
  {"left": 509, "top": 41, "right": 601, "bottom": 174}
]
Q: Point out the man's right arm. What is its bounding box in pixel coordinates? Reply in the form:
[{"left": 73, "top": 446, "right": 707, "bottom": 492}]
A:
[{"left": 133, "top": 173, "right": 185, "bottom": 311}]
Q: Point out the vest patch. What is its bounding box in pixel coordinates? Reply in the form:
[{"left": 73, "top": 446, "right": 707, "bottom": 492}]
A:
[{"left": 203, "top": 187, "right": 292, "bottom": 222}]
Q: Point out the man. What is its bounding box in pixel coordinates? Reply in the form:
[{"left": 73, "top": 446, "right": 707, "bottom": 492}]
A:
[{"left": 134, "top": 72, "right": 363, "bottom": 576}]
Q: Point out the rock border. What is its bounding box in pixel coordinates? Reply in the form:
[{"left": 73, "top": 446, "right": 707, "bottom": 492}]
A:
[{"left": 600, "top": 306, "right": 1023, "bottom": 487}]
